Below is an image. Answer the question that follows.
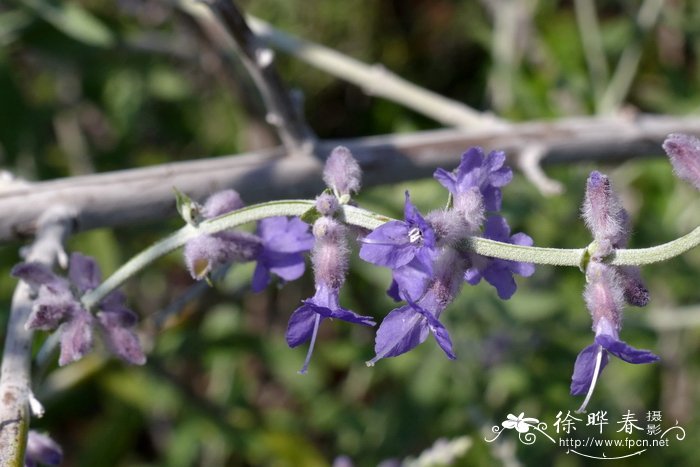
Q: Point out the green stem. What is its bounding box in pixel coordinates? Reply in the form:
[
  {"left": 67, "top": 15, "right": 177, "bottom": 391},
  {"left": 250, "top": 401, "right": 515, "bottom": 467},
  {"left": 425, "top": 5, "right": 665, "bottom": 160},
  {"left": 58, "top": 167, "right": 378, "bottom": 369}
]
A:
[{"left": 81, "top": 200, "right": 700, "bottom": 310}]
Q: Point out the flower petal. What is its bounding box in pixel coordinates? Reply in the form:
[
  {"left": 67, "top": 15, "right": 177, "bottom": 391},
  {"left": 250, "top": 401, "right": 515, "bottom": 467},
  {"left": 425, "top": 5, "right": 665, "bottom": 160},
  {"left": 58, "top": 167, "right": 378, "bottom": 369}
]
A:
[
  {"left": 359, "top": 221, "right": 414, "bottom": 268},
  {"left": 570, "top": 343, "right": 609, "bottom": 395},
  {"left": 59, "top": 309, "right": 94, "bottom": 366},
  {"left": 406, "top": 297, "right": 456, "bottom": 359},
  {"left": 371, "top": 305, "right": 429, "bottom": 361},
  {"left": 596, "top": 334, "right": 660, "bottom": 364},
  {"left": 483, "top": 263, "right": 517, "bottom": 300},
  {"left": 68, "top": 252, "right": 101, "bottom": 293},
  {"left": 97, "top": 309, "right": 146, "bottom": 365},
  {"left": 11, "top": 262, "right": 67, "bottom": 292},
  {"left": 286, "top": 304, "right": 318, "bottom": 347}
]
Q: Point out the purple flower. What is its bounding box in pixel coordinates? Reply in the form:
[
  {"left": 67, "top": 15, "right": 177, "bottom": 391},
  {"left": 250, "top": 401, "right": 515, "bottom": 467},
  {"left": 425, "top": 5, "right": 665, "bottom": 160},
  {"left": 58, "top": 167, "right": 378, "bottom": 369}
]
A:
[
  {"left": 571, "top": 318, "right": 659, "bottom": 401},
  {"left": 464, "top": 216, "right": 535, "bottom": 299},
  {"left": 434, "top": 147, "right": 512, "bottom": 211},
  {"left": 359, "top": 192, "right": 437, "bottom": 299},
  {"left": 183, "top": 190, "right": 261, "bottom": 280},
  {"left": 288, "top": 217, "right": 374, "bottom": 373},
  {"left": 368, "top": 246, "right": 468, "bottom": 364},
  {"left": 24, "top": 431, "right": 62, "bottom": 467},
  {"left": 252, "top": 216, "right": 313, "bottom": 292},
  {"left": 12, "top": 253, "right": 145, "bottom": 365},
  {"left": 662, "top": 133, "right": 700, "bottom": 191},
  {"left": 571, "top": 263, "right": 658, "bottom": 411},
  {"left": 368, "top": 291, "right": 455, "bottom": 365}
]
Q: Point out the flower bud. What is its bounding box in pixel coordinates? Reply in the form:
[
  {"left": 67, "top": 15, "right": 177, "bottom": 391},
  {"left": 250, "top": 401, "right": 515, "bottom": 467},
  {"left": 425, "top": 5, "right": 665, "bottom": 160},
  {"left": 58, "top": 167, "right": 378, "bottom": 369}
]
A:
[
  {"left": 312, "top": 217, "right": 348, "bottom": 290},
  {"left": 582, "top": 171, "right": 628, "bottom": 256},
  {"left": 315, "top": 192, "right": 339, "bottom": 216},
  {"left": 323, "top": 146, "right": 362, "bottom": 196},
  {"left": 662, "top": 133, "right": 700, "bottom": 191},
  {"left": 202, "top": 189, "right": 245, "bottom": 219}
]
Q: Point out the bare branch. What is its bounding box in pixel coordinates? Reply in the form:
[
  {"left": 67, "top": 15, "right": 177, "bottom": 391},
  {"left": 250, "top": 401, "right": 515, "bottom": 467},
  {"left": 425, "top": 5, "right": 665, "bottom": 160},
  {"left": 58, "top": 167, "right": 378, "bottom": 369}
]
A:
[
  {"left": 0, "top": 206, "right": 75, "bottom": 466},
  {"left": 196, "top": 0, "right": 315, "bottom": 156},
  {"left": 242, "top": 15, "right": 504, "bottom": 130},
  {"left": 0, "top": 114, "right": 699, "bottom": 243}
]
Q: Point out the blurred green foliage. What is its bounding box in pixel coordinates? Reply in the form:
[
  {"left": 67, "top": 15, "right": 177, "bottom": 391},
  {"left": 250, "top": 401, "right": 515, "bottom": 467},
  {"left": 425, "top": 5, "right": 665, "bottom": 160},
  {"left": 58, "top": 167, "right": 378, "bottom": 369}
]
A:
[{"left": 2, "top": 1, "right": 700, "bottom": 466}]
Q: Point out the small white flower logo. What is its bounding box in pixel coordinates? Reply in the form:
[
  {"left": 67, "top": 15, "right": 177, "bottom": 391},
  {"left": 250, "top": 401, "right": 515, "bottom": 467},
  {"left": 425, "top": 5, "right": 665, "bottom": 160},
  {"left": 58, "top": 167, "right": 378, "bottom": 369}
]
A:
[{"left": 502, "top": 413, "right": 540, "bottom": 433}]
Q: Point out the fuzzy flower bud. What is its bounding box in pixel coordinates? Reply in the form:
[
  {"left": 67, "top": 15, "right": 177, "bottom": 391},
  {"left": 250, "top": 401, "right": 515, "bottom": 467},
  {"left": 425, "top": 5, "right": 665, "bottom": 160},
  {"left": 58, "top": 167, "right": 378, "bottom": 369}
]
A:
[
  {"left": 183, "top": 231, "right": 260, "bottom": 280},
  {"left": 201, "top": 189, "right": 245, "bottom": 218},
  {"left": 312, "top": 217, "right": 348, "bottom": 289},
  {"left": 582, "top": 171, "right": 628, "bottom": 257},
  {"left": 584, "top": 262, "right": 624, "bottom": 332},
  {"left": 426, "top": 210, "right": 466, "bottom": 247},
  {"left": 315, "top": 192, "right": 340, "bottom": 216},
  {"left": 323, "top": 146, "right": 362, "bottom": 196},
  {"left": 453, "top": 186, "right": 485, "bottom": 233},
  {"left": 662, "top": 133, "right": 700, "bottom": 191}
]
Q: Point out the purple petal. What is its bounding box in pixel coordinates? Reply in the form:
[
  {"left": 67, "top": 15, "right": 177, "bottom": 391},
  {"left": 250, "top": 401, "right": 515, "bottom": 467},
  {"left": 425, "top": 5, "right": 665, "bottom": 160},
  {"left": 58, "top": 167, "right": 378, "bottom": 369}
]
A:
[
  {"left": 386, "top": 279, "right": 401, "bottom": 302},
  {"left": 26, "top": 287, "right": 77, "bottom": 331},
  {"left": 483, "top": 215, "right": 510, "bottom": 242},
  {"left": 372, "top": 305, "right": 429, "bottom": 360},
  {"left": 100, "top": 290, "right": 127, "bottom": 312},
  {"left": 251, "top": 262, "right": 271, "bottom": 293},
  {"left": 11, "top": 263, "right": 67, "bottom": 292},
  {"left": 258, "top": 216, "right": 313, "bottom": 253},
  {"left": 59, "top": 309, "right": 94, "bottom": 366},
  {"left": 268, "top": 253, "right": 306, "bottom": 282},
  {"left": 489, "top": 167, "right": 513, "bottom": 188},
  {"left": 392, "top": 260, "right": 432, "bottom": 301},
  {"left": 68, "top": 252, "right": 101, "bottom": 293},
  {"left": 359, "top": 221, "right": 414, "bottom": 268},
  {"left": 483, "top": 264, "right": 517, "bottom": 300},
  {"left": 25, "top": 431, "right": 62, "bottom": 466},
  {"left": 433, "top": 168, "right": 457, "bottom": 193},
  {"left": 406, "top": 297, "right": 455, "bottom": 359},
  {"left": 286, "top": 304, "right": 318, "bottom": 347},
  {"left": 596, "top": 334, "right": 660, "bottom": 364},
  {"left": 310, "top": 303, "right": 375, "bottom": 327},
  {"left": 97, "top": 310, "right": 146, "bottom": 365},
  {"left": 571, "top": 343, "right": 609, "bottom": 395},
  {"left": 481, "top": 185, "right": 502, "bottom": 212}
]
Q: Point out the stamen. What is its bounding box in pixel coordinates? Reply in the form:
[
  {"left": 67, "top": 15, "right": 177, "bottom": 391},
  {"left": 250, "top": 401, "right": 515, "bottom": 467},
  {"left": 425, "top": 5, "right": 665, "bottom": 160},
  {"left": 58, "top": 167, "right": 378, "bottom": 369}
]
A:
[
  {"left": 576, "top": 345, "right": 604, "bottom": 413},
  {"left": 408, "top": 227, "right": 423, "bottom": 244},
  {"left": 299, "top": 314, "right": 322, "bottom": 374}
]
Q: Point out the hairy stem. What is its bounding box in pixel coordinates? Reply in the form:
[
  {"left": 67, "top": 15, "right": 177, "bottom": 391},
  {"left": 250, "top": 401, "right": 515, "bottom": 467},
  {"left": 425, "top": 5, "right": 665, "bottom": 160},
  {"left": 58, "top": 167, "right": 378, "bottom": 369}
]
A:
[{"left": 81, "top": 200, "right": 700, "bottom": 310}]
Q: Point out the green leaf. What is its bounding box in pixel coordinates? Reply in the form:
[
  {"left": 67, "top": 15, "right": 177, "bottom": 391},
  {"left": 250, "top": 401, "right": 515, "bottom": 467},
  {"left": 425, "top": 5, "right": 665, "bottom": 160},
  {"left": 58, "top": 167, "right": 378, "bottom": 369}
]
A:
[
  {"left": 300, "top": 206, "right": 322, "bottom": 225},
  {"left": 27, "top": 0, "right": 114, "bottom": 47}
]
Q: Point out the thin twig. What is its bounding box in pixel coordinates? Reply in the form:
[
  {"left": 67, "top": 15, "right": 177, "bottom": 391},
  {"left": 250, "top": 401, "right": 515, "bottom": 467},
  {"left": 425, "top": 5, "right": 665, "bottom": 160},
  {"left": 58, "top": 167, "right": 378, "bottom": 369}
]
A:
[
  {"left": 598, "top": 0, "right": 666, "bottom": 114},
  {"left": 0, "top": 205, "right": 75, "bottom": 466},
  {"left": 0, "top": 113, "right": 698, "bottom": 243},
  {"left": 198, "top": 0, "right": 315, "bottom": 156},
  {"left": 229, "top": 13, "right": 504, "bottom": 130},
  {"left": 181, "top": 0, "right": 503, "bottom": 129}
]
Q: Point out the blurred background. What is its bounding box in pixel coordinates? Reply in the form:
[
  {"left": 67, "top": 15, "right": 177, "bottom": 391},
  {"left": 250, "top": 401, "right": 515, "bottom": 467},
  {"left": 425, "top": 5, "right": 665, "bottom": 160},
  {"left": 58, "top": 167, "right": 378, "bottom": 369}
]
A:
[{"left": 2, "top": 0, "right": 700, "bottom": 465}]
